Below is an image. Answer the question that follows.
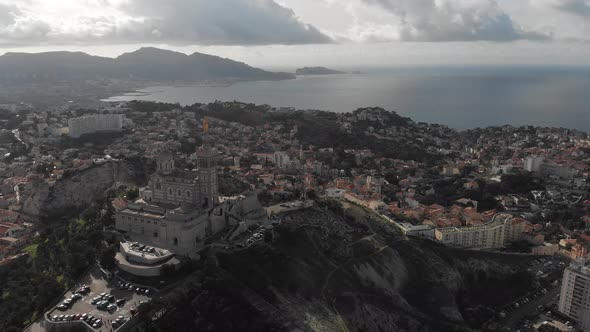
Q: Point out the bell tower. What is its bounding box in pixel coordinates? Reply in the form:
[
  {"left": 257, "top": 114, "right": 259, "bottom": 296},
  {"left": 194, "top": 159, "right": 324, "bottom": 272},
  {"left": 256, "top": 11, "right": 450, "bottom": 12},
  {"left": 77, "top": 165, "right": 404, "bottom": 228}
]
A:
[
  {"left": 157, "top": 151, "right": 175, "bottom": 174},
  {"left": 196, "top": 117, "right": 219, "bottom": 209}
]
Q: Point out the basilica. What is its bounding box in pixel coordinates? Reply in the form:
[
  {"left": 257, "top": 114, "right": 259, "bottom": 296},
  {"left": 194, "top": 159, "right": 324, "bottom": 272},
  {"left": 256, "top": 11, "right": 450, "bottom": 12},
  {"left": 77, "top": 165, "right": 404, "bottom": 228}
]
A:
[{"left": 114, "top": 124, "right": 232, "bottom": 257}]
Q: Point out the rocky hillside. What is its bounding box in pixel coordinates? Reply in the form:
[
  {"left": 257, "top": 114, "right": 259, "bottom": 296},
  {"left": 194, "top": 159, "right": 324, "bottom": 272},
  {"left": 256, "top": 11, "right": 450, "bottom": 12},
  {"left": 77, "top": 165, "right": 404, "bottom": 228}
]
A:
[
  {"left": 147, "top": 200, "right": 536, "bottom": 331},
  {"left": 20, "top": 158, "right": 150, "bottom": 220},
  {"left": 0, "top": 47, "right": 294, "bottom": 84}
]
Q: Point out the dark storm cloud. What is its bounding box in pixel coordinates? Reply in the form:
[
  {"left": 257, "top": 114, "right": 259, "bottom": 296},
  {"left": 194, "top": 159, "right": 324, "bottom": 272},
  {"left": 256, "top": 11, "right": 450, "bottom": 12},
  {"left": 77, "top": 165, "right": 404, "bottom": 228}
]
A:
[
  {"left": 361, "top": 0, "right": 550, "bottom": 42},
  {"left": 117, "top": 0, "right": 333, "bottom": 45}
]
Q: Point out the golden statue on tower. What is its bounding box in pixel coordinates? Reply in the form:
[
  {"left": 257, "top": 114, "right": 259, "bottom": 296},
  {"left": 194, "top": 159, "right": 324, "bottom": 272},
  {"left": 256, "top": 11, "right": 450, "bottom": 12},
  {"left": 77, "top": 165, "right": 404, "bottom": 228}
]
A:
[{"left": 203, "top": 116, "right": 209, "bottom": 134}]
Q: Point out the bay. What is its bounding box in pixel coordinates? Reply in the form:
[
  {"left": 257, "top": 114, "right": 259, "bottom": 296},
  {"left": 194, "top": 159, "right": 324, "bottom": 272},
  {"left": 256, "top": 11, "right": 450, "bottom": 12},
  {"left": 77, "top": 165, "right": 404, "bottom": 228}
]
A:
[{"left": 104, "top": 65, "right": 590, "bottom": 132}]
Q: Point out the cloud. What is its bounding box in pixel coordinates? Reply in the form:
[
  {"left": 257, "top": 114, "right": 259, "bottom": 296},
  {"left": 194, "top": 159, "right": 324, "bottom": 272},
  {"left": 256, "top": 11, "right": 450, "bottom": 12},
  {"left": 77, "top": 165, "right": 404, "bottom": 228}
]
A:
[
  {"left": 117, "top": 0, "right": 333, "bottom": 45},
  {"left": 350, "top": 0, "right": 550, "bottom": 42},
  {"left": 539, "top": 0, "right": 590, "bottom": 17},
  {"left": 0, "top": 4, "right": 52, "bottom": 44},
  {"left": 0, "top": 0, "right": 332, "bottom": 46}
]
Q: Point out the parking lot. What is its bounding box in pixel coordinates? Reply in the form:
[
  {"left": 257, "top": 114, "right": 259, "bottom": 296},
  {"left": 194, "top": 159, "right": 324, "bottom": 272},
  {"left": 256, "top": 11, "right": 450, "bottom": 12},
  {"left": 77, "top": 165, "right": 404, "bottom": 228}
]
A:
[
  {"left": 265, "top": 201, "right": 303, "bottom": 216},
  {"left": 46, "top": 266, "right": 152, "bottom": 331},
  {"left": 233, "top": 218, "right": 280, "bottom": 250},
  {"left": 500, "top": 284, "right": 560, "bottom": 330},
  {"left": 527, "top": 257, "right": 567, "bottom": 278},
  {"left": 496, "top": 256, "right": 570, "bottom": 331}
]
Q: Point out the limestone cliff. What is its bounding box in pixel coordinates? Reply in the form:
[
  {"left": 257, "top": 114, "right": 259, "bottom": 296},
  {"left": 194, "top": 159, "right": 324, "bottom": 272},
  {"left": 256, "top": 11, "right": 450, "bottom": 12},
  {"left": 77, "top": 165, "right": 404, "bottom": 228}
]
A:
[
  {"left": 213, "top": 201, "right": 537, "bottom": 332},
  {"left": 21, "top": 158, "right": 150, "bottom": 220}
]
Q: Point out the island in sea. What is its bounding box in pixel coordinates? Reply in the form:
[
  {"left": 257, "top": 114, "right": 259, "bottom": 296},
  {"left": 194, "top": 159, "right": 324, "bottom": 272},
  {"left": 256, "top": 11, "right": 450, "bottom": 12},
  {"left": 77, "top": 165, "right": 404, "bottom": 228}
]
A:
[{"left": 295, "top": 66, "right": 346, "bottom": 75}]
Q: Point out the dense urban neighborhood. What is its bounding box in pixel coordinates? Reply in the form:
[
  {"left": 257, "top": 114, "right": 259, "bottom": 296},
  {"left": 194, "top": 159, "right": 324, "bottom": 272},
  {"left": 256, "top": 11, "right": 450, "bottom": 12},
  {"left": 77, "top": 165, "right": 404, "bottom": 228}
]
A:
[{"left": 1, "top": 100, "right": 590, "bottom": 332}]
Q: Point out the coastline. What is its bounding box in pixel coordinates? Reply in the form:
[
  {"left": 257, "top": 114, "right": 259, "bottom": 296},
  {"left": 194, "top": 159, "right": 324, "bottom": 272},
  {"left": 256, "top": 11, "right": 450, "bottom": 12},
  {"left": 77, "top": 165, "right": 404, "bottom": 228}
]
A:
[{"left": 99, "top": 68, "right": 590, "bottom": 132}]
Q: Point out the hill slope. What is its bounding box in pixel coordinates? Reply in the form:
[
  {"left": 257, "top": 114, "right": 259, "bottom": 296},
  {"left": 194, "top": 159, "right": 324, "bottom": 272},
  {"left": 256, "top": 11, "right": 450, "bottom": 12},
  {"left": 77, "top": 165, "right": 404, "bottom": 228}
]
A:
[
  {"left": 144, "top": 200, "right": 537, "bottom": 331},
  {"left": 0, "top": 47, "right": 294, "bottom": 83}
]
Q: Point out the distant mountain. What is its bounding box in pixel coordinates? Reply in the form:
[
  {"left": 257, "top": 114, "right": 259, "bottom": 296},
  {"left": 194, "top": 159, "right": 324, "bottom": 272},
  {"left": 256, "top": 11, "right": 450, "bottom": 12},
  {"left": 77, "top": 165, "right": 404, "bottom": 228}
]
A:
[
  {"left": 0, "top": 47, "right": 294, "bottom": 83},
  {"left": 295, "top": 66, "right": 345, "bottom": 75}
]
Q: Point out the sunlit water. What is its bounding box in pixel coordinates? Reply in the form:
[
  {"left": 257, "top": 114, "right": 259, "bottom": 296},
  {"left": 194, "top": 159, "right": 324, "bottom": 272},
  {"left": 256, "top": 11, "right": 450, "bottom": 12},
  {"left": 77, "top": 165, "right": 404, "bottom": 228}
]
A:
[{"left": 104, "top": 66, "right": 590, "bottom": 132}]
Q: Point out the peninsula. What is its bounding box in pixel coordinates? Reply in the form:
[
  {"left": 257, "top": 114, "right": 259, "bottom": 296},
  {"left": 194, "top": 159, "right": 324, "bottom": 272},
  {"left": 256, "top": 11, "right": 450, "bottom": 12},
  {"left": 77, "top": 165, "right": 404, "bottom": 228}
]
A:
[{"left": 295, "top": 66, "right": 345, "bottom": 75}]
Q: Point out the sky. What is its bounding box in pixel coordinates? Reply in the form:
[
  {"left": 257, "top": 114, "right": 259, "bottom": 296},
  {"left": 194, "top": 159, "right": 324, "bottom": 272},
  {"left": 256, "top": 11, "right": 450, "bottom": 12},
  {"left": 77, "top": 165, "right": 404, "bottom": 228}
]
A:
[{"left": 1, "top": 0, "right": 590, "bottom": 68}]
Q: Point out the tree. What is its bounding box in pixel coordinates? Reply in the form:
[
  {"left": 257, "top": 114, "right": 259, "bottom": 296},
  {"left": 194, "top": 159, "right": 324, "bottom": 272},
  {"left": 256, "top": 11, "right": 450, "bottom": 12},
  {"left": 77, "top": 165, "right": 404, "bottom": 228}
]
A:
[
  {"left": 161, "top": 263, "right": 177, "bottom": 277},
  {"left": 306, "top": 189, "right": 318, "bottom": 200},
  {"left": 101, "top": 199, "right": 115, "bottom": 226},
  {"left": 126, "top": 188, "right": 139, "bottom": 200},
  {"left": 99, "top": 246, "right": 118, "bottom": 270},
  {"left": 384, "top": 171, "right": 399, "bottom": 186}
]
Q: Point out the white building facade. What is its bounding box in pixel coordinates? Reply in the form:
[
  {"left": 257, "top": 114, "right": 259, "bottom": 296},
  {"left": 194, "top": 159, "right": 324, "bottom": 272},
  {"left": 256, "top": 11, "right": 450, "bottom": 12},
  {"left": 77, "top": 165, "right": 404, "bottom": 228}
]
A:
[
  {"left": 434, "top": 214, "right": 525, "bottom": 249},
  {"left": 68, "top": 114, "right": 124, "bottom": 138},
  {"left": 559, "top": 261, "right": 590, "bottom": 331}
]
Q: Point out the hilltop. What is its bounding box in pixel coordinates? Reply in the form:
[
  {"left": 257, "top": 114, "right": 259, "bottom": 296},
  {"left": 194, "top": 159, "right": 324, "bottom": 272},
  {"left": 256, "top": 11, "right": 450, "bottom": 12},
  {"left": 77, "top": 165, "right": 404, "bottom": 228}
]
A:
[
  {"left": 295, "top": 66, "right": 346, "bottom": 75},
  {"left": 0, "top": 47, "right": 294, "bottom": 83},
  {"left": 141, "top": 200, "right": 536, "bottom": 331}
]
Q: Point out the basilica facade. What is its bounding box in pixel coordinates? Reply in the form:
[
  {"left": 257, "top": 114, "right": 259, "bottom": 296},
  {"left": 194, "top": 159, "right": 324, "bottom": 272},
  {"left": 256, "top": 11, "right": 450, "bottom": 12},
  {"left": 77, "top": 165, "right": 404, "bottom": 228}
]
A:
[{"left": 115, "top": 141, "right": 227, "bottom": 257}]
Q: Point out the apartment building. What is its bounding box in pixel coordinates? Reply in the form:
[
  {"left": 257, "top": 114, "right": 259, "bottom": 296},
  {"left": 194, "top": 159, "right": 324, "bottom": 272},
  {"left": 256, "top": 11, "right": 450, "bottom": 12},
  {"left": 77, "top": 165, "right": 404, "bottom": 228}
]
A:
[
  {"left": 434, "top": 213, "right": 525, "bottom": 249},
  {"left": 68, "top": 114, "right": 124, "bottom": 138},
  {"left": 559, "top": 260, "right": 590, "bottom": 331}
]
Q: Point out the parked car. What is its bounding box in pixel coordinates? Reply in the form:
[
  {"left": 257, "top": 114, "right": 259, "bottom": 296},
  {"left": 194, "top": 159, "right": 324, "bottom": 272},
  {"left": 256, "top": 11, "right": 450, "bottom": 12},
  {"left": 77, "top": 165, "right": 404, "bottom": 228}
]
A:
[
  {"left": 97, "top": 301, "right": 109, "bottom": 310},
  {"left": 116, "top": 298, "right": 126, "bottom": 306},
  {"left": 77, "top": 287, "right": 90, "bottom": 294},
  {"left": 113, "top": 316, "right": 127, "bottom": 327}
]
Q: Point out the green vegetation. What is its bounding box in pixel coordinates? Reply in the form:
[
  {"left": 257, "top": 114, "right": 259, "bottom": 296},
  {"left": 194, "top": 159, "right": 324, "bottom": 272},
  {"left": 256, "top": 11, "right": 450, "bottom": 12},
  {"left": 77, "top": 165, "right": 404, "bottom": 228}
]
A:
[
  {"left": 23, "top": 243, "right": 38, "bottom": 258},
  {"left": 427, "top": 169, "right": 545, "bottom": 210},
  {"left": 541, "top": 224, "right": 563, "bottom": 242},
  {"left": 546, "top": 207, "right": 586, "bottom": 231},
  {"left": 126, "top": 187, "right": 139, "bottom": 200},
  {"left": 99, "top": 246, "right": 118, "bottom": 270},
  {"left": 503, "top": 240, "right": 533, "bottom": 253},
  {"left": 392, "top": 212, "right": 422, "bottom": 225},
  {"left": 58, "top": 130, "right": 126, "bottom": 149},
  {"left": 218, "top": 175, "right": 250, "bottom": 196},
  {"left": 0, "top": 199, "right": 112, "bottom": 331},
  {"left": 129, "top": 100, "right": 181, "bottom": 113},
  {"left": 145, "top": 101, "right": 436, "bottom": 161}
]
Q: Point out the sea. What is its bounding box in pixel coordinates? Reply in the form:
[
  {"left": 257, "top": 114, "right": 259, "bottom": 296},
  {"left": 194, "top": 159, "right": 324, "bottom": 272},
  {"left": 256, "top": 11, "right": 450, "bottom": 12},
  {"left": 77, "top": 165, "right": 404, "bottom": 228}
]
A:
[{"left": 103, "top": 65, "right": 590, "bottom": 132}]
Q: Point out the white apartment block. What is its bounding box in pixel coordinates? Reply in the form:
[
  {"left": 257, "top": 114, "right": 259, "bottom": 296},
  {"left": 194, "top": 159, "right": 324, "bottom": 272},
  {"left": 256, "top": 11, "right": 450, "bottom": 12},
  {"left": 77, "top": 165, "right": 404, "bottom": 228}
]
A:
[
  {"left": 68, "top": 114, "right": 124, "bottom": 138},
  {"left": 524, "top": 156, "right": 544, "bottom": 173},
  {"left": 434, "top": 213, "right": 525, "bottom": 249},
  {"left": 559, "top": 261, "right": 590, "bottom": 331},
  {"left": 541, "top": 162, "right": 576, "bottom": 180},
  {"left": 274, "top": 151, "right": 290, "bottom": 169}
]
